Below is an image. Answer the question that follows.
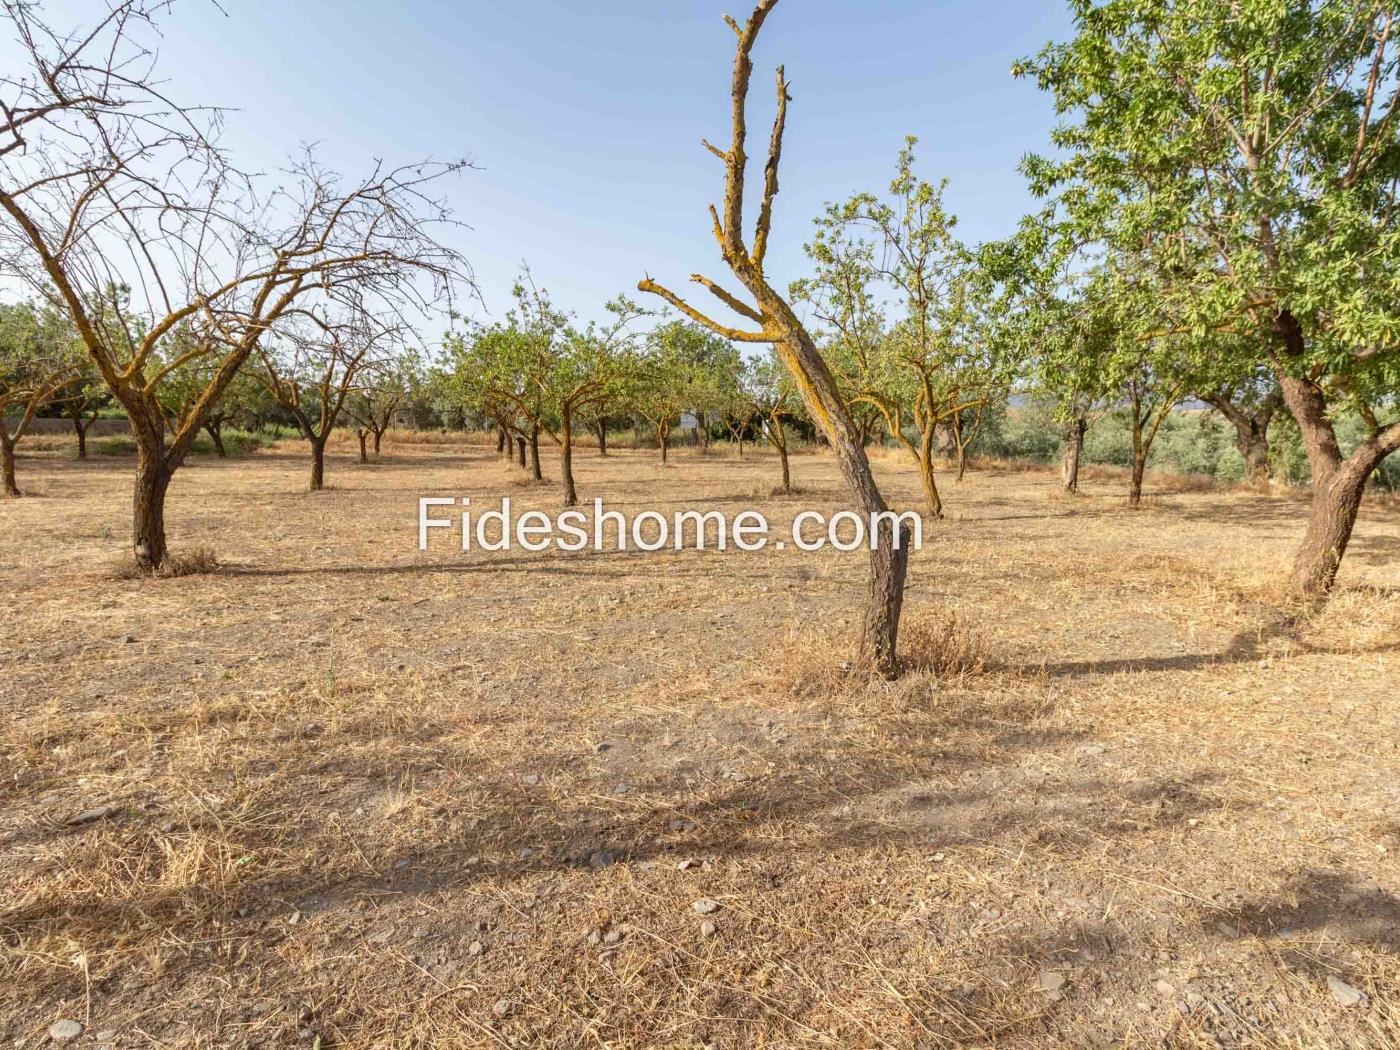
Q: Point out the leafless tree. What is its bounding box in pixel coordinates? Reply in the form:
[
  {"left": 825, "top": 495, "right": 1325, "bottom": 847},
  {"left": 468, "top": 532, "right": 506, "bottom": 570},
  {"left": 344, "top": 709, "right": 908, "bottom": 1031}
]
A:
[
  {"left": 257, "top": 300, "right": 407, "bottom": 491},
  {"left": 0, "top": 1, "right": 470, "bottom": 569},
  {"left": 637, "top": 0, "right": 910, "bottom": 674}
]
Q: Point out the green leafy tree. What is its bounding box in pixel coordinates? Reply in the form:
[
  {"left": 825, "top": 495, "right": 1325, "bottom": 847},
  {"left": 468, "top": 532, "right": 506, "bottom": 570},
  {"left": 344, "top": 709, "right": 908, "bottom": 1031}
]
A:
[
  {"left": 794, "top": 139, "right": 1001, "bottom": 518},
  {"left": 0, "top": 299, "right": 81, "bottom": 495},
  {"left": 1019, "top": 0, "right": 1400, "bottom": 598}
]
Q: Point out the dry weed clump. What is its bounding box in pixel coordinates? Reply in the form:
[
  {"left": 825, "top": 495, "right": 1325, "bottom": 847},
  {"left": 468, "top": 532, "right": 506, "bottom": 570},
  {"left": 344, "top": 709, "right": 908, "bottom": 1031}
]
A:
[
  {"left": 897, "top": 606, "right": 989, "bottom": 678},
  {"left": 108, "top": 545, "right": 221, "bottom": 579}
]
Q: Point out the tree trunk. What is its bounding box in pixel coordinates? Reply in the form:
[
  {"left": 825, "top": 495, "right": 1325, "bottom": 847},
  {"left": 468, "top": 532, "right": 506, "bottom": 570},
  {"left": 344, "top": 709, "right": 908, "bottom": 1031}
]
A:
[
  {"left": 1241, "top": 431, "right": 1270, "bottom": 485},
  {"left": 204, "top": 423, "right": 227, "bottom": 458},
  {"left": 631, "top": 421, "right": 640, "bottom": 450},
  {"left": 74, "top": 419, "right": 88, "bottom": 459},
  {"left": 775, "top": 418, "right": 791, "bottom": 494},
  {"left": 1287, "top": 433, "right": 1399, "bottom": 599},
  {"left": 954, "top": 442, "right": 967, "bottom": 481},
  {"left": 914, "top": 424, "right": 943, "bottom": 519},
  {"left": 309, "top": 439, "right": 326, "bottom": 491},
  {"left": 358, "top": 431, "right": 368, "bottom": 464},
  {"left": 916, "top": 451, "right": 943, "bottom": 519},
  {"left": 1275, "top": 346, "right": 1400, "bottom": 599},
  {"left": 529, "top": 425, "right": 542, "bottom": 480},
  {"left": 1128, "top": 393, "right": 1146, "bottom": 507},
  {"left": 1129, "top": 449, "right": 1146, "bottom": 506},
  {"left": 516, "top": 434, "right": 527, "bottom": 468},
  {"left": 373, "top": 430, "right": 383, "bottom": 457},
  {"left": 764, "top": 319, "right": 909, "bottom": 676},
  {"left": 132, "top": 443, "right": 173, "bottom": 570},
  {"left": 595, "top": 419, "right": 609, "bottom": 456},
  {"left": 1061, "top": 417, "right": 1085, "bottom": 493},
  {"left": 561, "top": 406, "right": 577, "bottom": 506},
  {"left": 659, "top": 426, "right": 669, "bottom": 464},
  {"left": 496, "top": 425, "right": 507, "bottom": 455},
  {"left": 1, "top": 433, "right": 18, "bottom": 497}
]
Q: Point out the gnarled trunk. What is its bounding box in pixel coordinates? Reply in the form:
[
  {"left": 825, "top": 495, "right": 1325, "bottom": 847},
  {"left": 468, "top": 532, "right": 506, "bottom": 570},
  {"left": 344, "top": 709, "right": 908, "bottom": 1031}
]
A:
[
  {"left": 594, "top": 419, "right": 608, "bottom": 456},
  {"left": 132, "top": 443, "right": 173, "bottom": 570},
  {"left": 1277, "top": 358, "right": 1400, "bottom": 601},
  {"left": 73, "top": 418, "right": 89, "bottom": 459},
  {"left": 357, "top": 430, "right": 369, "bottom": 464},
  {"left": 373, "top": 429, "right": 384, "bottom": 457},
  {"left": 204, "top": 422, "right": 226, "bottom": 458},
  {"left": 1290, "top": 455, "right": 1373, "bottom": 599}
]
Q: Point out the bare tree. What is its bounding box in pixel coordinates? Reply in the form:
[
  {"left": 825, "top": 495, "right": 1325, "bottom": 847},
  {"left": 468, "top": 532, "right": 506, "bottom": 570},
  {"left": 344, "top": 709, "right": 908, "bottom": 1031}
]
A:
[
  {"left": 638, "top": 0, "right": 910, "bottom": 673},
  {"left": 0, "top": 2, "right": 468, "bottom": 569},
  {"left": 258, "top": 304, "right": 405, "bottom": 491}
]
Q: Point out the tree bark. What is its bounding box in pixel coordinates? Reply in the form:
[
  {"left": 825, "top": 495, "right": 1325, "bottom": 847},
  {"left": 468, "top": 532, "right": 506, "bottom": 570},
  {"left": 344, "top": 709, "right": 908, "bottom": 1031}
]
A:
[
  {"left": 309, "top": 439, "right": 326, "bottom": 491},
  {"left": 1, "top": 433, "right": 18, "bottom": 497},
  {"left": 561, "top": 405, "right": 577, "bottom": 506},
  {"left": 357, "top": 430, "right": 368, "bottom": 464},
  {"left": 1276, "top": 355, "right": 1400, "bottom": 599},
  {"left": 1129, "top": 448, "right": 1147, "bottom": 506},
  {"left": 1128, "top": 392, "right": 1146, "bottom": 507},
  {"left": 594, "top": 419, "right": 609, "bottom": 456},
  {"left": 529, "top": 425, "right": 542, "bottom": 480},
  {"left": 373, "top": 430, "right": 383, "bottom": 457},
  {"left": 495, "top": 425, "right": 507, "bottom": 455},
  {"left": 1201, "top": 390, "right": 1277, "bottom": 486},
  {"left": 204, "top": 423, "right": 226, "bottom": 458},
  {"left": 132, "top": 443, "right": 172, "bottom": 569},
  {"left": 659, "top": 426, "right": 669, "bottom": 464},
  {"left": 74, "top": 418, "right": 89, "bottom": 459},
  {"left": 775, "top": 418, "right": 791, "bottom": 494},
  {"left": 516, "top": 434, "right": 527, "bottom": 468},
  {"left": 1061, "top": 417, "right": 1085, "bottom": 493}
]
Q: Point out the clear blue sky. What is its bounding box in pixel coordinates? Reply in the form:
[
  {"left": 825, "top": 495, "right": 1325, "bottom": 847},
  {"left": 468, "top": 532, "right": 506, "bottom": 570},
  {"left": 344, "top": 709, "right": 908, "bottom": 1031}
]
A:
[{"left": 39, "top": 0, "right": 1075, "bottom": 341}]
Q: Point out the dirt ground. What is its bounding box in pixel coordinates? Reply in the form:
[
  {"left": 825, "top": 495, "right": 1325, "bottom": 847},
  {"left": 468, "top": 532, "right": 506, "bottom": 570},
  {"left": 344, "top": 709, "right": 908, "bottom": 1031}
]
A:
[{"left": 1, "top": 437, "right": 1398, "bottom": 1048}]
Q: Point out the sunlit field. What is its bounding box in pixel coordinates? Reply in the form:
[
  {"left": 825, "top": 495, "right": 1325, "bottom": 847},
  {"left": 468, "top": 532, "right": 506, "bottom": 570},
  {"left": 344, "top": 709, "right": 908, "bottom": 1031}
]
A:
[{"left": 2, "top": 438, "right": 1397, "bottom": 1047}]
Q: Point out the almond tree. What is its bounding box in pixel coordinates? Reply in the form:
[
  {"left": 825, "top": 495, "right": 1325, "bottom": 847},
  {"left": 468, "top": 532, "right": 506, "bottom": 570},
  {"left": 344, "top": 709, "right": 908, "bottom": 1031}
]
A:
[
  {"left": 348, "top": 349, "right": 422, "bottom": 463},
  {"left": 0, "top": 1, "right": 468, "bottom": 570},
  {"left": 793, "top": 142, "right": 995, "bottom": 519},
  {"left": 629, "top": 320, "right": 728, "bottom": 464},
  {"left": 257, "top": 306, "right": 405, "bottom": 491},
  {"left": 742, "top": 350, "right": 802, "bottom": 493},
  {"left": 449, "top": 276, "right": 640, "bottom": 504},
  {"left": 638, "top": 0, "right": 910, "bottom": 673},
  {"left": 1020, "top": 0, "right": 1400, "bottom": 600},
  {"left": 0, "top": 299, "right": 80, "bottom": 495},
  {"left": 53, "top": 367, "right": 111, "bottom": 460}
]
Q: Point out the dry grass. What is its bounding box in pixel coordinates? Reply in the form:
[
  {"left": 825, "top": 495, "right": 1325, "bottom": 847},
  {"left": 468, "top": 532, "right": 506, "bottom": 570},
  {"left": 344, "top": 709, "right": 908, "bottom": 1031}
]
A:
[{"left": 2, "top": 437, "right": 1399, "bottom": 1048}]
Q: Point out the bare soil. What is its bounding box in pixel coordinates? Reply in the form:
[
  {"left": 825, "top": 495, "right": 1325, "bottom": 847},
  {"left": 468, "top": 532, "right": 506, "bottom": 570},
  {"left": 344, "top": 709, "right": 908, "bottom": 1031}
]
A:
[{"left": 1, "top": 438, "right": 1398, "bottom": 1048}]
